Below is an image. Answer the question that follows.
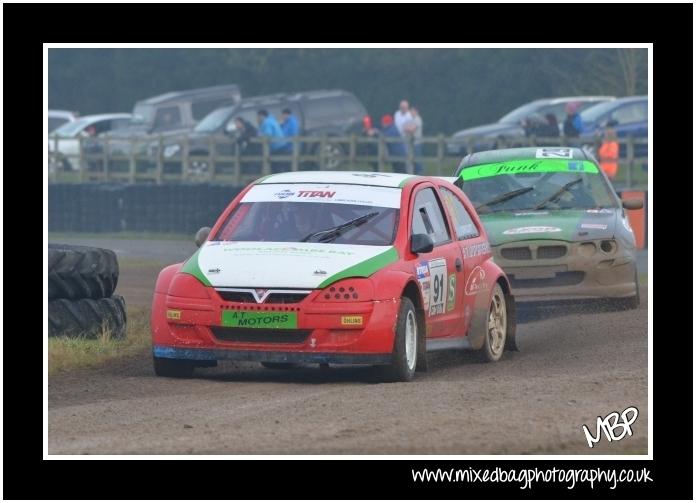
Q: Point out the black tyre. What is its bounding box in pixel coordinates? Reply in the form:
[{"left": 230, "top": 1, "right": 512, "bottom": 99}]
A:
[
  {"left": 382, "top": 297, "right": 418, "bottom": 382},
  {"left": 260, "top": 362, "right": 298, "bottom": 370},
  {"left": 48, "top": 295, "right": 127, "bottom": 339},
  {"left": 48, "top": 244, "right": 119, "bottom": 300},
  {"left": 153, "top": 356, "right": 195, "bottom": 378}
]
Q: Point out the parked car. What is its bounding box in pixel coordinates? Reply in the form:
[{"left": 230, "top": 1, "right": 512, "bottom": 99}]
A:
[
  {"left": 48, "top": 110, "right": 78, "bottom": 134},
  {"left": 578, "top": 96, "right": 648, "bottom": 158},
  {"left": 446, "top": 96, "right": 614, "bottom": 155},
  {"left": 452, "top": 147, "right": 642, "bottom": 308},
  {"left": 151, "top": 171, "right": 516, "bottom": 381},
  {"left": 161, "top": 89, "right": 369, "bottom": 171},
  {"left": 48, "top": 113, "right": 131, "bottom": 171}
]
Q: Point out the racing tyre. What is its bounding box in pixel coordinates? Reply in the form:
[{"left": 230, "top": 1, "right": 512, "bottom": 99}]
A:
[
  {"left": 48, "top": 295, "right": 127, "bottom": 339},
  {"left": 260, "top": 362, "right": 298, "bottom": 370},
  {"left": 382, "top": 297, "right": 418, "bottom": 382},
  {"left": 48, "top": 244, "right": 119, "bottom": 300},
  {"left": 153, "top": 356, "right": 195, "bottom": 378},
  {"left": 476, "top": 284, "right": 507, "bottom": 363}
]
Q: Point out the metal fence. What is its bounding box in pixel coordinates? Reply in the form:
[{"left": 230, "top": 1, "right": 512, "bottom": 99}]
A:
[{"left": 48, "top": 134, "right": 649, "bottom": 189}]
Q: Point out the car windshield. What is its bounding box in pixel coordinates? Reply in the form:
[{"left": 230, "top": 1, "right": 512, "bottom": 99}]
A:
[
  {"left": 497, "top": 101, "right": 545, "bottom": 124},
  {"left": 579, "top": 100, "right": 620, "bottom": 122},
  {"left": 131, "top": 103, "right": 156, "bottom": 124},
  {"left": 457, "top": 159, "right": 617, "bottom": 213},
  {"left": 52, "top": 117, "right": 92, "bottom": 137},
  {"left": 213, "top": 184, "right": 401, "bottom": 246},
  {"left": 195, "top": 106, "right": 235, "bottom": 132}
]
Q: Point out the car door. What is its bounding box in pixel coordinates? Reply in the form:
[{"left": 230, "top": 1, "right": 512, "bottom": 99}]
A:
[
  {"left": 409, "top": 184, "right": 462, "bottom": 338},
  {"left": 439, "top": 186, "right": 493, "bottom": 337}
]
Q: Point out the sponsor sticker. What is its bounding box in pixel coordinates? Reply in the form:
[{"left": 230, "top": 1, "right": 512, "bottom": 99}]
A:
[
  {"left": 536, "top": 147, "right": 573, "bottom": 159},
  {"left": 459, "top": 159, "right": 599, "bottom": 181},
  {"left": 446, "top": 274, "right": 456, "bottom": 312},
  {"left": 166, "top": 309, "right": 181, "bottom": 320},
  {"left": 580, "top": 223, "right": 608, "bottom": 230},
  {"left": 207, "top": 268, "right": 221, "bottom": 274},
  {"left": 243, "top": 184, "right": 402, "bottom": 208},
  {"left": 465, "top": 266, "right": 488, "bottom": 296},
  {"left": 586, "top": 208, "right": 613, "bottom": 214},
  {"left": 415, "top": 260, "right": 431, "bottom": 311},
  {"left": 341, "top": 315, "right": 363, "bottom": 326},
  {"left": 221, "top": 310, "right": 298, "bottom": 329},
  {"left": 274, "top": 189, "right": 295, "bottom": 199},
  {"left": 514, "top": 211, "right": 549, "bottom": 216},
  {"left": 503, "top": 226, "right": 562, "bottom": 235},
  {"left": 427, "top": 258, "right": 448, "bottom": 316},
  {"left": 462, "top": 242, "right": 491, "bottom": 258}
]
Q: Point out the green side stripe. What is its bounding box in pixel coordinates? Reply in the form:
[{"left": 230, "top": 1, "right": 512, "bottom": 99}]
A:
[
  {"left": 460, "top": 159, "right": 599, "bottom": 181},
  {"left": 317, "top": 247, "right": 399, "bottom": 288},
  {"left": 180, "top": 248, "right": 212, "bottom": 286}
]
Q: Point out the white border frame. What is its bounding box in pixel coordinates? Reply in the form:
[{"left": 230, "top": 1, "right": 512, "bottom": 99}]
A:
[{"left": 43, "top": 42, "right": 653, "bottom": 461}]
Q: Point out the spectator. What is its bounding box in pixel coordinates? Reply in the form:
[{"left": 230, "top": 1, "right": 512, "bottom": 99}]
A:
[
  {"left": 403, "top": 106, "right": 424, "bottom": 174},
  {"left": 360, "top": 115, "right": 380, "bottom": 171},
  {"left": 85, "top": 125, "right": 97, "bottom": 137},
  {"left": 597, "top": 125, "right": 619, "bottom": 179},
  {"left": 257, "top": 109, "right": 289, "bottom": 173},
  {"left": 381, "top": 114, "right": 407, "bottom": 173},
  {"left": 279, "top": 108, "right": 300, "bottom": 153},
  {"left": 562, "top": 102, "right": 583, "bottom": 138},
  {"left": 524, "top": 113, "right": 559, "bottom": 139},
  {"left": 233, "top": 117, "right": 261, "bottom": 174},
  {"left": 394, "top": 99, "right": 413, "bottom": 136}
]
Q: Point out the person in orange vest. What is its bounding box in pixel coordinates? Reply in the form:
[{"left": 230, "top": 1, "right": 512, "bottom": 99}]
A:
[{"left": 598, "top": 125, "right": 619, "bottom": 179}]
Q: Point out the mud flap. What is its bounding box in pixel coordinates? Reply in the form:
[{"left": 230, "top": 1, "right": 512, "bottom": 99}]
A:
[
  {"left": 504, "top": 293, "right": 519, "bottom": 351},
  {"left": 415, "top": 308, "right": 428, "bottom": 372}
]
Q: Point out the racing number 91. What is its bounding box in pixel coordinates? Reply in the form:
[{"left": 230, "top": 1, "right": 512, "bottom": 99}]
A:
[{"left": 433, "top": 274, "right": 443, "bottom": 304}]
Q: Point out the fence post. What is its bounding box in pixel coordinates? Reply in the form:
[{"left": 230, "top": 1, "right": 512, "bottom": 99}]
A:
[
  {"left": 406, "top": 137, "right": 414, "bottom": 174},
  {"left": 208, "top": 136, "right": 214, "bottom": 180},
  {"left": 155, "top": 135, "right": 163, "bottom": 184},
  {"left": 77, "top": 136, "right": 85, "bottom": 182},
  {"left": 319, "top": 136, "right": 326, "bottom": 170},
  {"left": 103, "top": 137, "right": 109, "bottom": 181},
  {"left": 378, "top": 135, "right": 385, "bottom": 172},
  {"left": 182, "top": 135, "right": 190, "bottom": 181},
  {"left": 128, "top": 138, "right": 136, "bottom": 184},
  {"left": 292, "top": 137, "right": 299, "bottom": 171},
  {"left": 234, "top": 141, "right": 241, "bottom": 185},
  {"left": 626, "top": 137, "right": 634, "bottom": 189},
  {"left": 262, "top": 137, "right": 271, "bottom": 175},
  {"left": 437, "top": 134, "right": 445, "bottom": 175},
  {"left": 349, "top": 134, "right": 356, "bottom": 168}
]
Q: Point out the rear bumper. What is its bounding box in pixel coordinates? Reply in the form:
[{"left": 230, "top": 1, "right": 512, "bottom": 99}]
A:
[{"left": 153, "top": 345, "right": 391, "bottom": 365}]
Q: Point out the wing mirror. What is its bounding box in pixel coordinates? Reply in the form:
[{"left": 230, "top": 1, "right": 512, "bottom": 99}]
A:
[
  {"left": 411, "top": 233, "right": 434, "bottom": 254},
  {"left": 622, "top": 198, "right": 643, "bottom": 210},
  {"left": 194, "top": 226, "right": 211, "bottom": 248}
]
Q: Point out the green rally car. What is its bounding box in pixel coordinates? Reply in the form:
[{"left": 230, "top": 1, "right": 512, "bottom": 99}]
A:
[{"left": 453, "top": 147, "right": 642, "bottom": 308}]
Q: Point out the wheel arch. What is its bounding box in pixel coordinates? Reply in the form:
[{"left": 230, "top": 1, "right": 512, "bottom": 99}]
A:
[{"left": 401, "top": 279, "right": 428, "bottom": 372}]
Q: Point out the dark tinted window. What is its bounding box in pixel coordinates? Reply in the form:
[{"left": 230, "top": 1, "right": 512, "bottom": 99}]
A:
[
  {"left": 610, "top": 102, "right": 647, "bottom": 124},
  {"left": 411, "top": 188, "right": 451, "bottom": 246},
  {"left": 439, "top": 187, "right": 479, "bottom": 240},
  {"left": 153, "top": 106, "right": 182, "bottom": 129},
  {"left": 192, "top": 98, "right": 237, "bottom": 121}
]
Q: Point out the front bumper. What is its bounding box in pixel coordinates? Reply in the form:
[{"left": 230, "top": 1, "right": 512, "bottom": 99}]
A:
[
  {"left": 151, "top": 290, "right": 400, "bottom": 363},
  {"left": 493, "top": 239, "right": 637, "bottom": 300}
]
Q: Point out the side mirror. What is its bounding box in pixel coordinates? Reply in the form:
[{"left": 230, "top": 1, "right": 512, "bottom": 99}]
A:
[
  {"left": 411, "top": 233, "right": 434, "bottom": 254},
  {"left": 194, "top": 226, "right": 212, "bottom": 248},
  {"left": 622, "top": 198, "right": 644, "bottom": 210}
]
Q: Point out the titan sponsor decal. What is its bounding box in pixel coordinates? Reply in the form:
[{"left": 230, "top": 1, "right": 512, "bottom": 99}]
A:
[
  {"left": 446, "top": 274, "right": 457, "bottom": 312},
  {"left": 580, "top": 223, "right": 608, "bottom": 230},
  {"left": 297, "top": 190, "right": 336, "bottom": 198},
  {"left": 221, "top": 310, "right": 297, "bottom": 329},
  {"left": 427, "top": 258, "right": 448, "bottom": 316},
  {"left": 462, "top": 242, "right": 491, "bottom": 258},
  {"left": 166, "top": 309, "right": 181, "bottom": 320},
  {"left": 341, "top": 315, "right": 363, "bottom": 326},
  {"left": 459, "top": 159, "right": 599, "bottom": 181},
  {"left": 244, "top": 184, "right": 402, "bottom": 208},
  {"left": 536, "top": 147, "right": 573, "bottom": 159},
  {"left": 502, "top": 226, "right": 562, "bottom": 235},
  {"left": 464, "top": 266, "right": 488, "bottom": 296}
]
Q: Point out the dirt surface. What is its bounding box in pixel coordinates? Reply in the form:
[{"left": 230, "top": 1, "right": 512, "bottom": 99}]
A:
[{"left": 48, "top": 237, "right": 649, "bottom": 455}]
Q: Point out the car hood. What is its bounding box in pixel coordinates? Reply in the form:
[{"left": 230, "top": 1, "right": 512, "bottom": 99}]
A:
[
  {"left": 479, "top": 208, "right": 619, "bottom": 246},
  {"left": 452, "top": 122, "right": 523, "bottom": 139},
  {"left": 182, "top": 241, "right": 399, "bottom": 289}
]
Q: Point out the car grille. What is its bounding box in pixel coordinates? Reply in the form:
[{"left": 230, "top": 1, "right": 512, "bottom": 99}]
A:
[
  {"left": 210, "top": 326, "right": 310, "bottom": 344},
  {"left": 509, "top": 271, "right": 585, "bottom": 289},
  {"left": 501, "top": 247, "right": 532, "bottom": 260},
  {"left": 216, "top": 290, "right": 310, "bottom": 304},
  {"left": 537, "top": 245, "right": 567, "bottom": 259},
  {"left": 217, "top": 291, "right": 256, "bottom": 303}
]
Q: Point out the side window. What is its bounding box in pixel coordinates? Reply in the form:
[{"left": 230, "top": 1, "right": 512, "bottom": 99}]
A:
[
  {"left": 302, "top": 98, "right": 341, "bottom": 130},
  {"left": 153, "top": 106, "right": 182, "bottom": 129},
  {"left": 192, "top": 98, "right": 236, "bottom": 121},
  {"left": 439, "top": 187, "right": 480, "bottom": 240},
  {"left": 411, "top": 188, "right": 451, "bottom": 246},
  {"left": 611, "top": 103, "right": 645, "bottom": 125}
]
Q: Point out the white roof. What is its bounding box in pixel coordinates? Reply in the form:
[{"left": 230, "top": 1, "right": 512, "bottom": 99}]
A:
[{"left": 257, "top": 171, "right": 417, "bottom": 188}]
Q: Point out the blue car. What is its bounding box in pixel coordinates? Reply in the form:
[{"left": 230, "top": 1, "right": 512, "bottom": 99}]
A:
[{"left": 579, "top": 96, "right": 648, "bottom": 157}]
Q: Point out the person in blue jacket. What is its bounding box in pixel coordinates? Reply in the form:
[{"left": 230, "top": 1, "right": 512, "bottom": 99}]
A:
[
  {"left": 256, "top": 109, "right": 287, "bottom": 152},
  {"left": 279, "top": 108, "right": 300, "bottom": 153}
]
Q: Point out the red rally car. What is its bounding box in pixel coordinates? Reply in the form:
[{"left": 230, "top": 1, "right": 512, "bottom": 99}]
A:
[{"left": 151, "top": 171, "right": 516, "bottom": 381}]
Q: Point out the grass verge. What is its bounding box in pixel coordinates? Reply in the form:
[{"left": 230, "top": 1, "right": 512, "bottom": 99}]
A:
[{"left": 48, "top": 306, "right": 151, "bottom": 376}]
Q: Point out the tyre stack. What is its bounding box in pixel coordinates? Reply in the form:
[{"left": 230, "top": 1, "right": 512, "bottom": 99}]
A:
[{"left": 48, "top": 244, "right": 127, "bottom": 339}]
